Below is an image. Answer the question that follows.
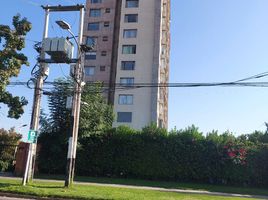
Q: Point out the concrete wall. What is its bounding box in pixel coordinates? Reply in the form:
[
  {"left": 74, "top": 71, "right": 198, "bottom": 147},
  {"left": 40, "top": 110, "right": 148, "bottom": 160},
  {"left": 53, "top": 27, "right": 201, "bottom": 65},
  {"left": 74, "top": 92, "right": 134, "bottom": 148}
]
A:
[{"left": 113, "top": 0, "right": 159, "bottom": 129}]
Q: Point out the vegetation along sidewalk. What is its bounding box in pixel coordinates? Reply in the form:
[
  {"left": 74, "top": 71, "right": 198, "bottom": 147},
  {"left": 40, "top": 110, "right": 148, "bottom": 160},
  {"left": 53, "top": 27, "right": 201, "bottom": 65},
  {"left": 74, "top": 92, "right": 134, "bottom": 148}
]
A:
[{"left": 0, "top": 177, "right": 268, "bottom": 200}]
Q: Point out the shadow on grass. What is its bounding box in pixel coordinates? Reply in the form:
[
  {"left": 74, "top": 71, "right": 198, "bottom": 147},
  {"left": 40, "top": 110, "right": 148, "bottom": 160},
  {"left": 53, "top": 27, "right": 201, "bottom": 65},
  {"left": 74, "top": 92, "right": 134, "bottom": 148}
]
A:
[
  {"left": 30, "top": 184, "right": 64, "bottom": 189},
  {"left": 0, "top": 182, "right": 18, "bottom": 188}
]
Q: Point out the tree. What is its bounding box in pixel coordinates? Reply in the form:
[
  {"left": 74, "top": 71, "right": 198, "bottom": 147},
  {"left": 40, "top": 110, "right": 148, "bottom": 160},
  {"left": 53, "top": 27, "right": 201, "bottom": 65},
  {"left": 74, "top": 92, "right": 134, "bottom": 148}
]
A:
[
  {"left": 0, "top": 14, "right": 31, "bottom": 118},
  {"left": 0, "top": 128, "right": 22, "bottom": 172},
  {"left": 38, "top": 79, "right": 114, "bottom": 173},
  {"left": 79, "top": 83, "right": 114, "bottom": 137}
]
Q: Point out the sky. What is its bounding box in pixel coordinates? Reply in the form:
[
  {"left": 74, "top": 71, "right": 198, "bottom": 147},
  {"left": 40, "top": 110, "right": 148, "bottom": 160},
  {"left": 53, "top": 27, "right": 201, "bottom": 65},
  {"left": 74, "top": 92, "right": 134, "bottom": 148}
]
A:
[{"left": 1, "top": 0, "right": 268, "bottom": 140}]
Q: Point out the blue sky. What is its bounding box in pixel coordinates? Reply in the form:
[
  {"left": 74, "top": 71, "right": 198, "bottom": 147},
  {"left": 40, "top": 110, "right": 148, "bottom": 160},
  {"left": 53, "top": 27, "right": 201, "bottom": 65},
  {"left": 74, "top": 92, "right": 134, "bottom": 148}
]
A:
[{"left": 1, "top": 0, "right": 268, "bottom": 139}]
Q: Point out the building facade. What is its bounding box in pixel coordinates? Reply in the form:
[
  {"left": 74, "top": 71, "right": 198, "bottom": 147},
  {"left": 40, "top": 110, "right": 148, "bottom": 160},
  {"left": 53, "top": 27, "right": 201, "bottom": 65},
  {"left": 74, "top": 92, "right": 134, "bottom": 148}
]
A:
[{"left": 83, "top": 0, "right": 170, "bottom": 129}]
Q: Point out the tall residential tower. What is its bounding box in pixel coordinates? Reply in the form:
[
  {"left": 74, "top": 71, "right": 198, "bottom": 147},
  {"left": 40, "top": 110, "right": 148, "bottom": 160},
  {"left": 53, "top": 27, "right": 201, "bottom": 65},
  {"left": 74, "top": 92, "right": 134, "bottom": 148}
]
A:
[{"left": 83, "top": 0, "right": 170, "bottom": 129}]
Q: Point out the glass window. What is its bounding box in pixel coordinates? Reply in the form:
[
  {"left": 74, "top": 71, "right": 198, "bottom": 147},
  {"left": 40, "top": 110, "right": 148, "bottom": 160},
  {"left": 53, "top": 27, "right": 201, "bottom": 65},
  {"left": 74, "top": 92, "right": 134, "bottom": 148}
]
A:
[
  {"left": 122, "top": 45, "right": 136, "bottom": 54},
  {"left": 126, "top": 0, "right": 139, "bottom": 8},
  {"left": 85, "top": 52, "right": 97, "bottom": 60},
  {"left": 120, "top": 77, "right": 134, "bottom": 86},
  {"left": 124, "top": 14, "right": 138, "bottom": 23},
  {"left": 85, "top": 66, "right": 95, "bottom": 76},
  {"left": 90, "top": 9, "right": 101, "bottom": 17},
  {"left": 121, "top": 61, "right": 135, "bottom": 70},
  {"left": 117, "top": 112, "right": 132, "bottom": 123},
  {"left": 91, "top": 0, "right": 102, "bottom": 3},
  {"left": 119, "top": 95, "right": 133, "bottom": 105},
  {"left": 88, "top": 22, "right": 100, "bottom": 31},
  {"left": 123, "top": 29, "right": 137, "bottom": 38},
  {"left": 86, "top": 37, "right": 97, "bottom": 46}
]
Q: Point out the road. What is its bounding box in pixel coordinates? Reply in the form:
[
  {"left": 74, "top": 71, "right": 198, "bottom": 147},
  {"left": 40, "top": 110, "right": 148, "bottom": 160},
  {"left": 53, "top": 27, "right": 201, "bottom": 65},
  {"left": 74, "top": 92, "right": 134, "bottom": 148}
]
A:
[{"left": 0, "top": 197, "right": 36, "bottom": 200}]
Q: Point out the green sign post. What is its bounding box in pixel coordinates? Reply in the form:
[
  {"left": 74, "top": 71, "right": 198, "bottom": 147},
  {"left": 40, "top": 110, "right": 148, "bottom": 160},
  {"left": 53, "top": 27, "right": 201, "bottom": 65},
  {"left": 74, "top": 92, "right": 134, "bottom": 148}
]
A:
[{"left": 27, "top": 130, "right": 38, "bottom": 143}]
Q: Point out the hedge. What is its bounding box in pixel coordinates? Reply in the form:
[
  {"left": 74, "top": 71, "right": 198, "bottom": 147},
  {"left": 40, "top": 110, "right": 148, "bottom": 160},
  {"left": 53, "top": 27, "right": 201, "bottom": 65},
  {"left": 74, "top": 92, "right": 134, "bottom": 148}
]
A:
[
  {"left": 38, "top": 125, "right": 268, "bottom": 187},
  {"left": 75, "top": 125, "right": 268, "bottom": 187}
]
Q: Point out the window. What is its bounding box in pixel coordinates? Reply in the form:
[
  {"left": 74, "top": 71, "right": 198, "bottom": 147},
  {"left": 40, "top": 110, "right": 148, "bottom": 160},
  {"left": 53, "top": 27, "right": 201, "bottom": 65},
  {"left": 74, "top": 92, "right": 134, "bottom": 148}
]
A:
[
  {"left": 117, "top": 112, "right": 132, "bottom": 123},
  {"left": 85, "top": 66, "right": 95, "bottom": 76},
  {"left": 85, "top": 52, "right": 97, "bottom": 60},
  {"left": 105, "top": 8, "right": 111, "bottom": 13},
  {"left": 91, "top": 0, "right": 102, "bottom": 3},
  {"left": 119, "top": 95, "right": 133, "bottom": 105},
  {"left": 126, "top": 0, "right": 139, "bottom": 8},
  {"left": 100, "top": 66, "right": 106, "bottom": 71},
  {"left": 124, "top": 14, "right": 138, "bottom": 23},
  {"left": 86, "top": 37, "right": 97, "bottom": 46},
  {"left": 101, "top": 51, "right": 107, "bottom": 56},
  {"left": 121, "top": 61, "right": 135, "bottom": 70},
  {"left": 104, "top": 21, "right": 110, "bottom": 27},
  {"left": 88, "top": 22, "right": 100, "bottom": 31},
  {"left": 123, "top": 29, "right": 137, "bottom": 38},
  {"left": 89, "top": 9, "right": 101, "bottom": 17},
  {"left": 120, "top": 77, "right": 134, "bottom": 86},
  {"left": 122, "top": 45, "right": 136, "bottom": 54},
  {"left": 102, "top": 36, "right": 108, "bottom": 41}
]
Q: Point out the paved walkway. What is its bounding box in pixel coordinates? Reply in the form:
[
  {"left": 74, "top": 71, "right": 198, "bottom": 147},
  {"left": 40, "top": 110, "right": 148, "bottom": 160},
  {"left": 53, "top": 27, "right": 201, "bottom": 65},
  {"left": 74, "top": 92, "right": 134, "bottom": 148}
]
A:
[{"left": 0, "top": 176, "right": 268, "bottom": 199}]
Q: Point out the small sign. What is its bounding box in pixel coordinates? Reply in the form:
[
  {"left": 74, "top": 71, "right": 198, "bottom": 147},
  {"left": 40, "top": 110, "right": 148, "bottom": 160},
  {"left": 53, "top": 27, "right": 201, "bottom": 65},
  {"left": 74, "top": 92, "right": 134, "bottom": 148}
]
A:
[{"left": 27, "top": 130, "right": 38, "bottom": 143}]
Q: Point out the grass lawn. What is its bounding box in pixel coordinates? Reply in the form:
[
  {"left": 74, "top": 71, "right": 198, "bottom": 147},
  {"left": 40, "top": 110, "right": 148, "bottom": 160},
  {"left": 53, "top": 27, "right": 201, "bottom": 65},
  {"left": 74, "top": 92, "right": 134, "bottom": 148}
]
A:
[
  {"left": 0, "top": 178, "right": 265, "bottom": 200},
  {"left": 37, "top": 174, "right": 268, "bottom": 197}
]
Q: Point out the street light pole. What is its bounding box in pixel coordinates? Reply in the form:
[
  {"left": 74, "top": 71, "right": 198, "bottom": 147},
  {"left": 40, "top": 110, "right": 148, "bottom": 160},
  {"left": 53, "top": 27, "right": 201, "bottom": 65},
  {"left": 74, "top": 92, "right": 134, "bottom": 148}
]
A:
[{"left": 57, "top": 8, "right": 85, "bottom": 188}]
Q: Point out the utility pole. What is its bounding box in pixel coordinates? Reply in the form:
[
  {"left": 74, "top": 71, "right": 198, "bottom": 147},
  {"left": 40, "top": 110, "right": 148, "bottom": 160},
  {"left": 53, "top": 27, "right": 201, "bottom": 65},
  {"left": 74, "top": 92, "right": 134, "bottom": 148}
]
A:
[
  {"left": 22, "top": 7, "right": 49, "bottom": 186},
  {"left": 64, "top": 6, "right": 85, "bottom": 188},
  {"left": 22, "top": 4, "right": 85, "bottom": 186}
]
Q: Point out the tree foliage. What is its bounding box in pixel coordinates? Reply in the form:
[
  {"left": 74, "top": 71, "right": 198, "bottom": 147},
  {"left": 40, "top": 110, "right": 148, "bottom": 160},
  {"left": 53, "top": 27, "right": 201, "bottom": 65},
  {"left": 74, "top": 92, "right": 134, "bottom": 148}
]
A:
[
  {"left": 38, "top": 79, "right": 114, "bottom": 173},
  {"left": 0, "top": 14, "right": 31, "bottom": 118},
  {"left": 0, "top": 128, "right": 21, "bottom": 172}
]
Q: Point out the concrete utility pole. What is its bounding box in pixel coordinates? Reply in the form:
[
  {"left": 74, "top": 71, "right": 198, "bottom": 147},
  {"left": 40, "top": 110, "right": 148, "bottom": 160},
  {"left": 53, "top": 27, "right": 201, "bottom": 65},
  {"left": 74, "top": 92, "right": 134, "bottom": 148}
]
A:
[
  {"left": 22, "top": 4, "right": 85, "bottom": 186},
  {"left": 22, "top": 8, "right": 50, "bottom": 186},
  {"left": 56, "top": 8, "right": 85, "bottom": 187}
]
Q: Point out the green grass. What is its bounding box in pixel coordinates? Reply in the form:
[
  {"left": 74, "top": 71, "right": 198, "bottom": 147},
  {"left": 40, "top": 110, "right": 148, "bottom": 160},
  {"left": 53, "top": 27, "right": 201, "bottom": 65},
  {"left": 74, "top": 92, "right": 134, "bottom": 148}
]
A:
[
  {"left": 0, "top": 179, "right": 262, "bottom": 200},
  {"left": 36, "top": 174, "right": 268, "bottom": 197},
  {"left": 0, "top": 178, "right": 265, "bottom": 200}
]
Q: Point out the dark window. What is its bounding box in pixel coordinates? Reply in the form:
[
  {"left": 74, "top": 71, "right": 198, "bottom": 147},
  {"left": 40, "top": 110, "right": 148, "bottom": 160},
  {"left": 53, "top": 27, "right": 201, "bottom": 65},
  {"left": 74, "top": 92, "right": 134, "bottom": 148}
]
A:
[
  {"left": 126, "top": 0, "right": 139, "bottom": 8},
  {"left": 104, "top": 21, "right": 110, "bottom": 27},
  {"left": 121, "top": 61, "right": 135, "bottom": 70},
  {"left": 122, "top": 45, "right": 136, "bottom": 54},
  {"left": 85, "top": 52, "right": 97, "bottom": 60},
  {"left": 101, "top": 51, "right": 107, "bottom": 56},
  {"left": 117, "top": 112, "right": 132, "bottom": 123},
  {"left": 88, "top": 23, "right": 100, "bottom": 31},
  {"left": 124, "top": 14, "right": 138, "bottom": 23},
  {"left": 102, "top": 36, "right": 108, "bottom": 41},
  {"left": 105, "top": 8, "right": 111, "bottom": 13},
  {"left": 91, "top": 0, "right": 102, "bottom": 3},
  {"left": 100, "top": 66, "right": 106, "bottom": 71}
]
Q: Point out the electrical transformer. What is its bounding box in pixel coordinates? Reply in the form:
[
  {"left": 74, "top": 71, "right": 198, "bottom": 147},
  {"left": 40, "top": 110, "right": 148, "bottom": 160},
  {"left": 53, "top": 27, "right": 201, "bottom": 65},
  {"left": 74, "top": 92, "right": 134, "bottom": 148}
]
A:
[{"left": 43, "top": 37, "right": 74, "bottom": 63}]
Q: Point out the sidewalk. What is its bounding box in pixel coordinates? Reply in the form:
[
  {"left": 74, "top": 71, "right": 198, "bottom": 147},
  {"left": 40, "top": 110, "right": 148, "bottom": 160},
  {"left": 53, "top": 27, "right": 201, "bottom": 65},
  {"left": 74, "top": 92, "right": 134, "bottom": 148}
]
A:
[{"left": 0, "top": 176, "right": 268, "bottom": 200}]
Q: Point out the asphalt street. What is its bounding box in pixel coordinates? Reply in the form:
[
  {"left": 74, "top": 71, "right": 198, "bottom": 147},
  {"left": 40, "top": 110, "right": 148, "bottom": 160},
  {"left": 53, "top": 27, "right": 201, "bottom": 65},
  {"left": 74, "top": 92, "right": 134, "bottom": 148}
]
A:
[{"left": 0, "top": 196, "right": 36, "bottom": 200}]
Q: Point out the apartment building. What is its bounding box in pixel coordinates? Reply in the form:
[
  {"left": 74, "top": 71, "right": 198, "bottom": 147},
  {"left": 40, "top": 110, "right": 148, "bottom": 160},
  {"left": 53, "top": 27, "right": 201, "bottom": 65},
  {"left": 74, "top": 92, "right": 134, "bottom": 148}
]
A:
[{"left": 83, "top": 0, "right": 170, "bottom": 129}]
